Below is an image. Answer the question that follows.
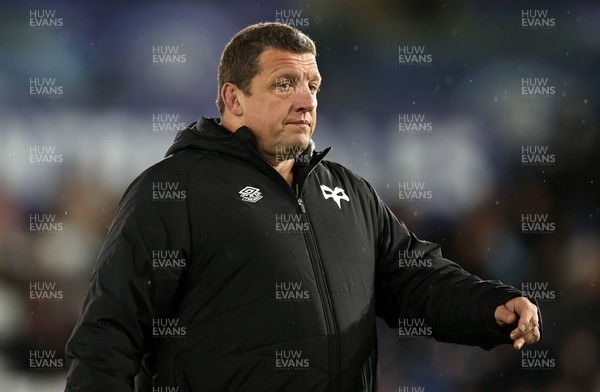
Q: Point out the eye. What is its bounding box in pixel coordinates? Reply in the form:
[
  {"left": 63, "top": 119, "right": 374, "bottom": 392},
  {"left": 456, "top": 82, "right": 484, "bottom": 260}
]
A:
[
  {"left": 309, "top": 84, "right": 320, "bottom": 94},
  {"left": 277, "top": 81, "right": 292, "bottom": 89},
  {"left": 275, "top": 77, "right": 296, "bottom": 94}
]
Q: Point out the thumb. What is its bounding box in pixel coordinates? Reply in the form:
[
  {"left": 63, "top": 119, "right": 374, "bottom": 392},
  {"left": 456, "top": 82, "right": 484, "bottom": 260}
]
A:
[{"left": 495, "top": 305, "right": 517, "bottom": 327}]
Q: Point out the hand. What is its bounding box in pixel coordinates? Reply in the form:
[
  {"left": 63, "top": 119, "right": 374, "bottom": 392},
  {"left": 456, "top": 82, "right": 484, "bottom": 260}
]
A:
[{"left": 495, "top": 297, "right": 540, "bottom": 350}]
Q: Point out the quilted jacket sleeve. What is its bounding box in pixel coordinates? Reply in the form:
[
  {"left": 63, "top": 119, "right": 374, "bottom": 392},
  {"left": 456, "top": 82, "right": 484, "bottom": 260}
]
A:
[
  {"left": 369, "top": 183, "right": 540, "bottom": 350},
  {"left": 65, "top": 159, "right": 191, "bottom": 391}
]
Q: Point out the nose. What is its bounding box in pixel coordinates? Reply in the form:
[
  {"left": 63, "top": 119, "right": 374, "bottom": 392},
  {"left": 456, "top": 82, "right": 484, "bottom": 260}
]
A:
[{"left": 293, "top": 82, "right": 317, "bottom": 112}]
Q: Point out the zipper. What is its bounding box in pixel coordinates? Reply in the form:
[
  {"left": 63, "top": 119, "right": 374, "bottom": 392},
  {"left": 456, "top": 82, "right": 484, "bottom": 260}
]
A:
[
  {"left": 297, "top": 197, "right": 340, "bottom": 392},
  {"left": 243, "top": 141, "right": 340, "bottom": 390}
]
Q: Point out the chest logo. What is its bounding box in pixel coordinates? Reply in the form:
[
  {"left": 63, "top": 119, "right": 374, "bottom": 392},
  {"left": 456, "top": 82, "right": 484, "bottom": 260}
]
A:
[
  {"left": 239, "top": 186, "right": 263, "bottom": 203},
  {"left": 320, "top": 185, "right": 350, "bottom": 209}
]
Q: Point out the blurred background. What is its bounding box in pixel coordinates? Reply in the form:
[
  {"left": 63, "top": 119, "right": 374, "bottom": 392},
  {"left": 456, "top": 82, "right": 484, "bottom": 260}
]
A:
[{"left": 0, "top": 0, "right": 599, "bottom": 391}]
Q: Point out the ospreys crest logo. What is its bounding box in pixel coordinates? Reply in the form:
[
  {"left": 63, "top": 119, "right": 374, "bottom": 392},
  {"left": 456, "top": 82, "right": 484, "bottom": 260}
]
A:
[{"left": 320, "top": 185, "right": 350, "bottom": 209}]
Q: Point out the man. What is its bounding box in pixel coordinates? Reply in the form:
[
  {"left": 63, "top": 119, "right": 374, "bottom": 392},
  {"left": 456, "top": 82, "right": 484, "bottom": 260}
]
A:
[{"left": 65, "top": 22, "right": 541, "bottom": 391}]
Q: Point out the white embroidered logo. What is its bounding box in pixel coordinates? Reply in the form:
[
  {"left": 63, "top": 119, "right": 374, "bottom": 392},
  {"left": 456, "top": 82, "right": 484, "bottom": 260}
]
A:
[
  {"left": 320, "top": 185, "right": 350, "bottom": 209},
  {"left": 239, "top": 186, "right": 263, "bottom": 203}
]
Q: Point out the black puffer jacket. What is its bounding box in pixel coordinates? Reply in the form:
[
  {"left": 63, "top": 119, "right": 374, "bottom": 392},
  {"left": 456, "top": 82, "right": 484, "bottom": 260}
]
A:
[{"left": 65, "top": 118, "right": 526, "bottom": 392}]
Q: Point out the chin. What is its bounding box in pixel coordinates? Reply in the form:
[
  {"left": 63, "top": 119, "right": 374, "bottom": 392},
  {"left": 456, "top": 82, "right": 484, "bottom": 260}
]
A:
[
  {"left": 288, "top": 133, "right": 310, "bottom": 148},
  {"left": 294, "top": 139, "right": 310, "bottom": 153}
]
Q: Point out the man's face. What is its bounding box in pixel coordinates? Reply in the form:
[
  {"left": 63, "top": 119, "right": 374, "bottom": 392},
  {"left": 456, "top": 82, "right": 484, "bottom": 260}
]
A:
[{"left": 239, "top": 49, "right": 321, "bottom": 163}]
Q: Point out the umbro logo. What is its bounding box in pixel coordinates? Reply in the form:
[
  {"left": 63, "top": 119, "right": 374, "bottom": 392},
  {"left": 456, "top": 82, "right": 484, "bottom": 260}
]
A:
[
  {"left": 239, "top": 186, "right": 263, "bottom": 203},
  {"left": 320, "top": 185, "right": 350, "bottom": 209}
]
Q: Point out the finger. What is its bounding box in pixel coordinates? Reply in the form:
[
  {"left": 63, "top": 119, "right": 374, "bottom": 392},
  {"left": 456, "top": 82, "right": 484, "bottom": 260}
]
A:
[
  {"left": 514, "top": 337, "right": 525, "bottom": 350},
  {"left": 519, "top": 300, "right": 539, "bottom": 330},
  {"left": 513, "top": 328, "right": 539, "bottom": 349},
  {"left": 516, "top": 325, "right": 540, "bottom": 348},
  {"left": 530, "top": 304, "right": 539, "bottom": 328},
  {"left": 512, "top": 307, "right": 535, "bottom": 337},
  {"left": 510, "top": 318, "right": 537, "bottom": 340},
  {"left": 495, "top": 305, "right": 517, "bottom": 327},
  {"left": 524, "top": 325, "right": 541, "bottom": 344}
]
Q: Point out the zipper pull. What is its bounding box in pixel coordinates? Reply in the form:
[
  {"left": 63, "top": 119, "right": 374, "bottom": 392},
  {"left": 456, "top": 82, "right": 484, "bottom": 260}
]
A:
[{"left": 297, "top": 198, "right": 306, "bottom": 214}]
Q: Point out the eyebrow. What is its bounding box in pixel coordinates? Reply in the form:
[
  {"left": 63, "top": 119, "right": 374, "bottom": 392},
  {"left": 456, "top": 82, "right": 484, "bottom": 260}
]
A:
[{"left": 273, "top": 72, "right": 322, "bottom": 84}]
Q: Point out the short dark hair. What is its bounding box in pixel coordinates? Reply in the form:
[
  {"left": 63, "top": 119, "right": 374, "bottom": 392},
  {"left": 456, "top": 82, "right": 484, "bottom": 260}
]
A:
[{"left": 216, "top": 22, "right": 317, "bottom": 114}]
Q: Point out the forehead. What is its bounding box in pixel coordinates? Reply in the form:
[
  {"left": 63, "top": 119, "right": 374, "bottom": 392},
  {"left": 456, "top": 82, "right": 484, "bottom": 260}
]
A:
[{"left": 256, "top": 49, "right": 320, "bottom": 79}]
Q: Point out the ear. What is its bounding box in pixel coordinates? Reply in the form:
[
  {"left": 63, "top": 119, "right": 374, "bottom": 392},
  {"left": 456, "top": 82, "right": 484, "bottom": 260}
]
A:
[{"left": 221, "top": 83, "right": 244, "bottom": 116}]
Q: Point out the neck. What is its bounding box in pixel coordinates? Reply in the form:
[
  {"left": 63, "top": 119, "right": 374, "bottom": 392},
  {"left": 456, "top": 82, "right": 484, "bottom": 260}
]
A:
[
  {"left": 221, "top": 116, "right": 297, "bottom": 187},
  {"left": 267, "top": 158, "right": 295, "bottom": 186}
]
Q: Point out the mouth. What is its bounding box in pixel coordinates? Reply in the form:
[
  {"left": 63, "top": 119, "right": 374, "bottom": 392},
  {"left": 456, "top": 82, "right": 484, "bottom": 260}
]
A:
[{"left": 286, "top": 120, "right": 311, "bottom": 127}]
